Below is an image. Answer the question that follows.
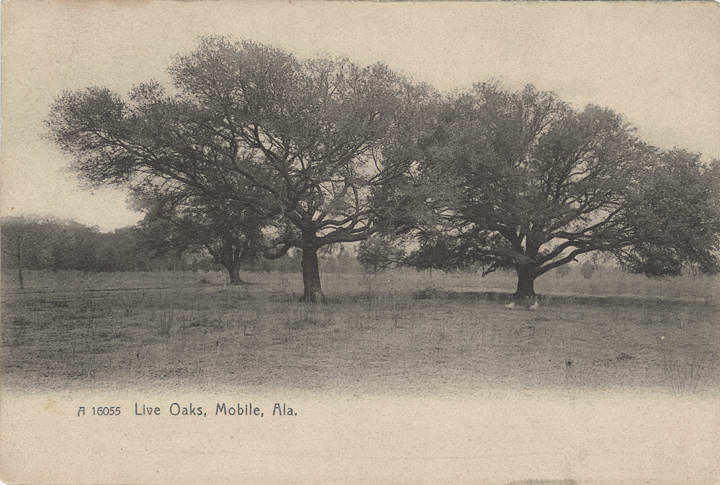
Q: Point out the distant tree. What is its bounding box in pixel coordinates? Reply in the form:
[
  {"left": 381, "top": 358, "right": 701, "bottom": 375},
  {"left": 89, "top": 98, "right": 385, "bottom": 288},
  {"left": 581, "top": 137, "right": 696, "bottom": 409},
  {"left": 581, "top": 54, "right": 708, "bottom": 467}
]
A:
[
  {"left": 1, "top": 216, "right": 187, "bottom": 276},
  {"left": 357, "top": 237, "right": 406, "bottom": 273},
  {"left": 45, "top": 220, "right": 99, "bottom": 271},
  {"left": 1, "top": 217, "right": 46, "bottom": 288},
  {"left": 47, "top": 36, "right": 421, "bottom": 301},
  {"left": 580, "top": 261, "right": 596, "bottom": 280},
  {"left": 2, "top": 217, "right": 100, "bottom": 281},
  {"left": 93, "top": 227, "right": 140, "bottom": 271},
  {"left": 134, "top": 190, "right": 264, "bottom": 284},
  {"left": 330, "top": 244, "right": 361, "bottom": 273},
  {"left": 366, "top": 82, "right": 720, "bottom": 298}
]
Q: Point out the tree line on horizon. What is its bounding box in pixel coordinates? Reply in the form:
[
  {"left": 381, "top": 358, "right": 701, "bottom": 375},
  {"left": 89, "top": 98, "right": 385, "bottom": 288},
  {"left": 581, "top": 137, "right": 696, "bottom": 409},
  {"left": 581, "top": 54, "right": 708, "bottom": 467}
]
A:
[
  {"left": 44, "top": 35, "right": 720, "bottom": 301},
  {"left": 0, "top": 216, "right": 364, "bottom": 289},
  {"left": 0, "top": 216, "right": 200, "bottom": 288}
]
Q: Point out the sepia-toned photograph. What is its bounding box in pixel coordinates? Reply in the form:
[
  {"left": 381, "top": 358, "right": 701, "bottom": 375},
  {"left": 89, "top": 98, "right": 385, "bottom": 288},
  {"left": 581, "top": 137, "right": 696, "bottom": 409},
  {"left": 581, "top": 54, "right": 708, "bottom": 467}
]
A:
[{"left": 1, "top": 1, "right": 719, "bottom": 483}]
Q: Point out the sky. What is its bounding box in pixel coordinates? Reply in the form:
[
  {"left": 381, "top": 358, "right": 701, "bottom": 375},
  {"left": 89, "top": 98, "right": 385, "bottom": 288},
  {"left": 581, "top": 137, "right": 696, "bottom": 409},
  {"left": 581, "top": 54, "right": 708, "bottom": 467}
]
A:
[{"left": 2, "top": 1, "right": 719, "bottom": 232}]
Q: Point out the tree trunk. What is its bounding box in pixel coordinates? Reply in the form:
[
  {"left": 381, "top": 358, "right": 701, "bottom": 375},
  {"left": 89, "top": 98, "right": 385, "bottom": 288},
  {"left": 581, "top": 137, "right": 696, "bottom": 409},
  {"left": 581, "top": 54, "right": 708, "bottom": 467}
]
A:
[
  {"left": 227, "top": 263, "right": 244, "bottom": 285},
  {"left": 219, "top": 240, "right": 245, "bottom": 285},
  {"left": 17, "top": 237, "right": 24, "bottom": 290},
  {"left": 300, "top": 244, "right": 324, "bottom": 303},
  {"left": 514, "top": 263, "right": 536, "bottom": 299}
]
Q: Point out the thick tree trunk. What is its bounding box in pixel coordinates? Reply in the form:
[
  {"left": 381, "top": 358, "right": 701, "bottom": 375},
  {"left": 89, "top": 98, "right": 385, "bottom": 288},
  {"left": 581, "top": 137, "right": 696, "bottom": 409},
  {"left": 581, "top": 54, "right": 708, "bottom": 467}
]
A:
[
  {"left": 300, "top": 244, "right": 324, "bottom": 303},
  {"left": 227, "top": 263, "right": 244, "bottom": 285},
  {"left": 219, "top": 240, "right": 245, "bottom": 285},
  {"left": 514, "top": 263, "right": 536, "bottom": 299}
]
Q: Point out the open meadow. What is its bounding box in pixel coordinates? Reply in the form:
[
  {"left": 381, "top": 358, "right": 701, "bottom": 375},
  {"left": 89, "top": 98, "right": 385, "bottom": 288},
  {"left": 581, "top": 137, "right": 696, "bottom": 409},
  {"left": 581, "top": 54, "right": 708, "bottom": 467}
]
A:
[{"left": 2, "top": 268, "right": 718, "bottom": 395}]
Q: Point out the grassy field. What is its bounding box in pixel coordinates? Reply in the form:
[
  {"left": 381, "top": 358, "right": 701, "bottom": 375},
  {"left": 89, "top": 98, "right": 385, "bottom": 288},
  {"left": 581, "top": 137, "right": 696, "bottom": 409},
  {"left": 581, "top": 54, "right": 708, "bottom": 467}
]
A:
[{"left": 1, "top": 268, "right": 718, "bottom": 394}]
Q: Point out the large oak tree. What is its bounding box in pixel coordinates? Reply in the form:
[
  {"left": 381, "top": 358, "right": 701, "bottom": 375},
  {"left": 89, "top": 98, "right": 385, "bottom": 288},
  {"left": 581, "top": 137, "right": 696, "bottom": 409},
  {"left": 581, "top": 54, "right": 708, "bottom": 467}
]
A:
[
  {"left": 365, "top": 82, "right": 720, "bottom": 298},
  {"left": 47, "top": 36, "right": 420, "bottom": 301}
]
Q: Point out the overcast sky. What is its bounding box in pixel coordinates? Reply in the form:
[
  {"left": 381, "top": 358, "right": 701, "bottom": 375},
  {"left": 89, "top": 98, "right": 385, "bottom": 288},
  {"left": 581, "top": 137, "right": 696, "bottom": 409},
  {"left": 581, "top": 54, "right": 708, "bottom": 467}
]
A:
[{"left": 2, "top": 1, "right": 719, "bottom": 232}]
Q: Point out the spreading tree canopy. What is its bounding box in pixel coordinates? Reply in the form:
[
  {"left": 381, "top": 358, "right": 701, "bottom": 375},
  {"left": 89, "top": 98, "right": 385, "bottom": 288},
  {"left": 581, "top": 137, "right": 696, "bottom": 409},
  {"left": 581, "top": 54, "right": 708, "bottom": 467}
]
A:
[
  {"left": 364, "top": 82, "right": 720, "bottom": 298},
  {"left": 47, "top": 36, "right": 423, "bottom": 301}
]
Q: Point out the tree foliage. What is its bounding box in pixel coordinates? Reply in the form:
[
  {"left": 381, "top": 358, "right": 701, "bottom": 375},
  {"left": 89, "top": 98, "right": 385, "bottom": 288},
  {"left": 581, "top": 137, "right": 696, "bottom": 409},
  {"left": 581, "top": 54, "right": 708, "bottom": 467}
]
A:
[
  {"left": 365, "top": 82, "right": 720, "bottom": 297},
  {"left": 45, "top": 38, "right": 720, "bottom": 300},
  {"left": 47, "top": 36, "right": 422, "bottom": 301},
  {"left": 134, "top": 188, "right": 264, "bottom": 284},
  {"left": 614, "top": 151, "right": 720, "bottom": 276},
  {"left": 0, "top": 216, "right": 173, "bottom": 276}
]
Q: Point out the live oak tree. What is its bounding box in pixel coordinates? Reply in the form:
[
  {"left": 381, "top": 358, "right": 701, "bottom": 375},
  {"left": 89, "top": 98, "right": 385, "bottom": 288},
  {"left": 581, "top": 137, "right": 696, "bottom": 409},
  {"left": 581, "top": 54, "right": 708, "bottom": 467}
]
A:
[
  {"left": 365, "top": 82, "right": 720, "bottom": 298},
  {"left": 613, "top": 149, "right": 720, "bottom": 276},
  {"left": 47, "top": 36, "right": 418, "bottom": 302},
  {"left": 134, "top": 190, "right": 264, "bottom": 285}
]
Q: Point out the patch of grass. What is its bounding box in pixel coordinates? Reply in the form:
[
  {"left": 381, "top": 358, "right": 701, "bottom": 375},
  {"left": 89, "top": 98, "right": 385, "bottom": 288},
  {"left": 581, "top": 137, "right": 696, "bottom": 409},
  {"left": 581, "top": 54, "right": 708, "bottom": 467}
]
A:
[
  {"left": 286, "top": 316, "right": 329, "bottom": 330},
  {"left": 1, "top": 269, "right": 718, "bottom": 393},
  {"left": 656, "top": 337, "right": 717, "bottom": 394},
  {"left": 155, "top": 309, "right": 174, "bottom": 337},
  {"left": 11, "top": 316, "right": 32, "bottom": 326}
]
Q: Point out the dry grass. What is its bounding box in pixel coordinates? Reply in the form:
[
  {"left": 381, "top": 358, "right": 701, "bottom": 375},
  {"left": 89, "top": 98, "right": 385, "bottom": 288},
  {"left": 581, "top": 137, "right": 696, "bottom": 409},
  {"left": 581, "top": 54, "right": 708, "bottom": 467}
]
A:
[
  {"left": 3, "top": 266, "right": 718, "bottom": 301},
  {"left": 1, "top": 269, "right": 718, "bottom": 394}
]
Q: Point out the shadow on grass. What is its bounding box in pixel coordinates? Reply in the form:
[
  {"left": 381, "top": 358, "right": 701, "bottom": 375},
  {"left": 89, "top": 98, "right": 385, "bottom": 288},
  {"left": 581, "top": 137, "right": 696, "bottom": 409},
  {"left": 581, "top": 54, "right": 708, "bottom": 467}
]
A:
[{"left": 414, "top": 289, "right": 717, "bottom": 309}]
